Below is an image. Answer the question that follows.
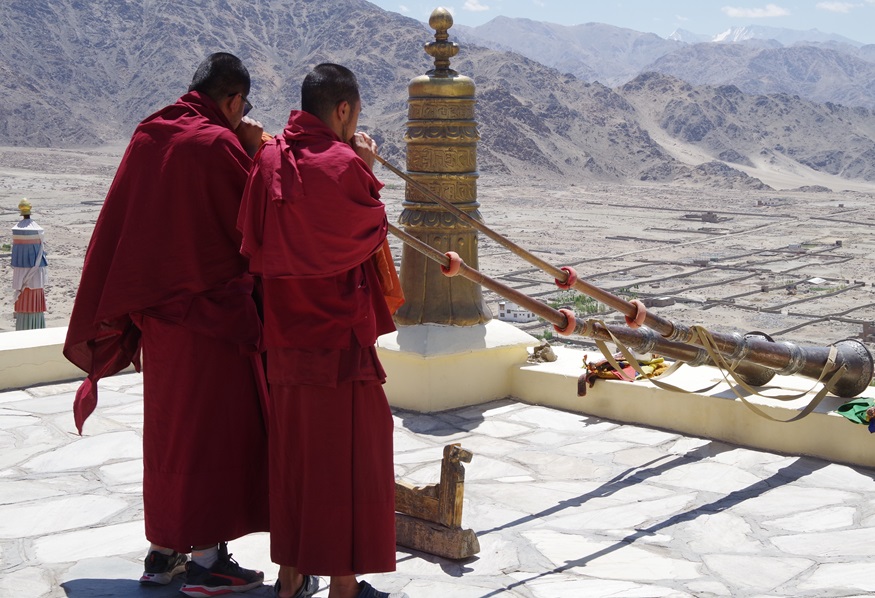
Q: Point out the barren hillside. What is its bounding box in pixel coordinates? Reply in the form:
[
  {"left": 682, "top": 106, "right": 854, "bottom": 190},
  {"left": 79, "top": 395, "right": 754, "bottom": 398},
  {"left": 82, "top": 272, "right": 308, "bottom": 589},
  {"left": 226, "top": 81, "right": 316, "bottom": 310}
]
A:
[{"left": 1, "top": 0, "right": 874, "bottom": 190}]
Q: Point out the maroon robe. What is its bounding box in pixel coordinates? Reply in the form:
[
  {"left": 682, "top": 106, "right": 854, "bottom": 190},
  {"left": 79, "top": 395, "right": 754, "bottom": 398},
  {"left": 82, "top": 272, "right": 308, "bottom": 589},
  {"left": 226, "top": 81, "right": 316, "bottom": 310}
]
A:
[
  {"left": 64, "top": 91, "right": 269, "bottom": 552},
  {"left": 238, "top": 110, "right": 397, "bottom": 575}
]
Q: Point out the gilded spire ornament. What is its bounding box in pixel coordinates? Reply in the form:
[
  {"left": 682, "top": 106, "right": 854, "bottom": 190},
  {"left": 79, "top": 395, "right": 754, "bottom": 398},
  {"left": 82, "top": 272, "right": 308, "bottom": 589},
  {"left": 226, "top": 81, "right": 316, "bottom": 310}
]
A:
[
  {"left": 425, "top": 7, "right": 459, "bottom": 75},
  {"left": 394, "top": 7, "right": 491, "bottom": 326}
]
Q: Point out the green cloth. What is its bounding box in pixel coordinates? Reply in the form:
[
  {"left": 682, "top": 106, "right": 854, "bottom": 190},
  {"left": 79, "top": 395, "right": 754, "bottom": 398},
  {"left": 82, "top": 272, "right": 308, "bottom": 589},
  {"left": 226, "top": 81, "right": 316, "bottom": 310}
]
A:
[{"left": 836, "top": 397, "right": 875, "bottom": 431}]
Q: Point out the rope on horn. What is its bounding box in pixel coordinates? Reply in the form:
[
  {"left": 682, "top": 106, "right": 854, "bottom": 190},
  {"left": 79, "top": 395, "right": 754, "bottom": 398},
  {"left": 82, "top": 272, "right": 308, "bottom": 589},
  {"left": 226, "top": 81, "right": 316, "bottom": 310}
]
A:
[{"left": 689, "top": 325, "right": 846, "bottom": 423}]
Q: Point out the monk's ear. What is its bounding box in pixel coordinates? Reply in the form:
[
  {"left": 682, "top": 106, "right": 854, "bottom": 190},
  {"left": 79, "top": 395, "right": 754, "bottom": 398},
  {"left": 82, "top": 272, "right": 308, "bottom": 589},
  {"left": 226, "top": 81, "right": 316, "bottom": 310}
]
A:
[
  {"left": 227, "top": 93, "right": 244, "bottom": 114},
  {"left": 336, "top": 100, "right": 351, "bottom": 122},
  {"left": 217, "top": 93, "right": 239, "bottom": 122}
]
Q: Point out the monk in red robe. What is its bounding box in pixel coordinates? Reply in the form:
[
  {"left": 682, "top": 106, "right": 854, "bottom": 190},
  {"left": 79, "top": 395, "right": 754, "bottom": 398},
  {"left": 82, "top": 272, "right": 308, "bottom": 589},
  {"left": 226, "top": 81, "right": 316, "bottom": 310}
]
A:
[
  {"left": 238, "top": 63, "right": 407, "bottom": 598},
  {"left": 64, "top": 53, "right": 269, "bottom": 597}
]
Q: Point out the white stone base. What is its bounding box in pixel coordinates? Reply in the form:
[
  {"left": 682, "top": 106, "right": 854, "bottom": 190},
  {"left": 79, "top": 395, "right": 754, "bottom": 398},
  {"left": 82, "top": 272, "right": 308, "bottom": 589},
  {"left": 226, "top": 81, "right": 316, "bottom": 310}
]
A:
[
  {"left": 0, "top": 326, "right": 88, "bottom": 389},
  {"left": 377, "top": 320, "right": 538, "bottom": 412}
]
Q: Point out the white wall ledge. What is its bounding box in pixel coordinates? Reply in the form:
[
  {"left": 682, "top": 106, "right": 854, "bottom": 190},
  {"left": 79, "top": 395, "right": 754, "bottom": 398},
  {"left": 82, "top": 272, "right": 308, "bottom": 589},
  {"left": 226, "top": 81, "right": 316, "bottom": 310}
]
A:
[
  {"left": 0, "top": 326, "right": 87, "bottom": 390},
  {"left": 3, "top": 325, "right": 873, "bottom": 468}
]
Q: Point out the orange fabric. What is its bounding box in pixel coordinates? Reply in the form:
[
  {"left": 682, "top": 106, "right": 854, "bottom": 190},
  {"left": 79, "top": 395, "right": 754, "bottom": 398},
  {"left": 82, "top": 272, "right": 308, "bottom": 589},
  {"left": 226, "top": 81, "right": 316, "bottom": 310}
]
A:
[
  {"left": 372, "top": 239, "right": 404, "bottom": 315},
  {"left": 14, "top": 287, "right": 46, "bottom": 313}
]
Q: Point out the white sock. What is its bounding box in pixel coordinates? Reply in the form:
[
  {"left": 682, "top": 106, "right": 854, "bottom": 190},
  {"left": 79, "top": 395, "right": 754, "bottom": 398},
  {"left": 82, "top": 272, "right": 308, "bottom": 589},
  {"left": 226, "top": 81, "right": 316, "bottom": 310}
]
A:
[
  {"left": 191, "top": 546, "right": 219, "bottom": 569},
  {"left": 149, "top": 544, "right": 175, "bottom": 556}
]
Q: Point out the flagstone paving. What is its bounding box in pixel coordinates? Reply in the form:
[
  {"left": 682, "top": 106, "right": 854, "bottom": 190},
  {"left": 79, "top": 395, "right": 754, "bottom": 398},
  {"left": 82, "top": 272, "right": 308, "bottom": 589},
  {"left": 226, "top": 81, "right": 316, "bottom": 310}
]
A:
[{"left": 2, "top": 372, "right": 875, "bottom": 597}]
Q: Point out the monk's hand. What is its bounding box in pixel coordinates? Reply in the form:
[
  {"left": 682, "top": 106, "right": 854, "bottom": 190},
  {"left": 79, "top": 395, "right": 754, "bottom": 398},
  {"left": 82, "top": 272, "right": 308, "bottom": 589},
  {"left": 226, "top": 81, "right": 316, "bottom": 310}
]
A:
[
  {"left": 351, "top": 132, "right": 378, "bottom": 171},
  {"left": 236, "top": 116, "right": 264, "bottom": 158}
]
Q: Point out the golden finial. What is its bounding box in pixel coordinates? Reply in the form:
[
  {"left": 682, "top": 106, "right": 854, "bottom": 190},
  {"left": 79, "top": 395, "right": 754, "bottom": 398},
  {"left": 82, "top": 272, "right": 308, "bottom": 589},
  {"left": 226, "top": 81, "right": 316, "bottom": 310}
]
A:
[
  {"left": 18, "top": 198, "right": 32, "bottom": 217},
  {"left": 425, "top": 7, "right": 459, "bottom": 76},
  {"left": 399, "top": 7, "right": 483, "bottom": 325}
]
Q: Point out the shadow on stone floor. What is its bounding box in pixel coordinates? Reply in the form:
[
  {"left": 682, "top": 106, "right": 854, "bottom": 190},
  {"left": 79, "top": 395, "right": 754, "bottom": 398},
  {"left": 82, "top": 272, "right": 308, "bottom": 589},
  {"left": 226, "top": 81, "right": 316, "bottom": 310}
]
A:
[
  {"left": 61, "top": 579, "right": 277, "bottom": 597},
  {"left": 475, "top": 453, "right": 831, "bottom": 598}
]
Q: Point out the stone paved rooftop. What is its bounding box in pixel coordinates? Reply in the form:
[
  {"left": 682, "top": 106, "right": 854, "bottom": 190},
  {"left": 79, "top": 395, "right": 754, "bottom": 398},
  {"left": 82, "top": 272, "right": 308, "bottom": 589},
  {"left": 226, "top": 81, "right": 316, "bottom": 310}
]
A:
[{"left": 3, "top": 371, "right": 875, "bottom": 597}]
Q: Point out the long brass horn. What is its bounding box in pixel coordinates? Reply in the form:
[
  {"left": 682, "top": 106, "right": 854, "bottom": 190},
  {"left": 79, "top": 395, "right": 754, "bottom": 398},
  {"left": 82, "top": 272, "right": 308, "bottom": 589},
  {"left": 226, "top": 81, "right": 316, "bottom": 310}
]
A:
[
  {"left": 378, "top": 156, "right": 874, "bottom": 395},
  {"left": 388, "top": 223, "right": 874, "bottom": 398}
]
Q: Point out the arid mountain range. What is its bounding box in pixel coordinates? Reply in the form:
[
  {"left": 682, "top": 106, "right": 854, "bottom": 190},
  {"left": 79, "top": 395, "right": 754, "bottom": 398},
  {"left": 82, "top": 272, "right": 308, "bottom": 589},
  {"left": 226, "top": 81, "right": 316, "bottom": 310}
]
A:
[
  {"left": 455, "top": 17, "right": 875, "bottom": 106},
  {"left": 670, "top": 24, "right": 864, "bottom": 46},
  {"left": 1, "top": 0, "right": 874, "bottom": 190}
]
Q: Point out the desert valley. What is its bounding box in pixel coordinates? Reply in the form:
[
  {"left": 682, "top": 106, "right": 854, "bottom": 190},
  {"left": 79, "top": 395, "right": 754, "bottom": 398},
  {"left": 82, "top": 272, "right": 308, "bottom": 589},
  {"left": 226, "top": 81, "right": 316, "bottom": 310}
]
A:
[{"left": 2, "top": 143, "right": 874, "bottom": 358}]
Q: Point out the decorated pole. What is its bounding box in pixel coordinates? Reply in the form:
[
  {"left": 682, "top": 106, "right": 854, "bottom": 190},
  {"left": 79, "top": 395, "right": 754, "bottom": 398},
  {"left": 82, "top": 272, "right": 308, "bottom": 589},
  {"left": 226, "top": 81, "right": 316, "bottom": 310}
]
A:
[
  {"left": 11, "top": 199, "right": 47, "bottom": 330},
  {"left": 394, "top": 7, "right": 491, "bottom": 325}
]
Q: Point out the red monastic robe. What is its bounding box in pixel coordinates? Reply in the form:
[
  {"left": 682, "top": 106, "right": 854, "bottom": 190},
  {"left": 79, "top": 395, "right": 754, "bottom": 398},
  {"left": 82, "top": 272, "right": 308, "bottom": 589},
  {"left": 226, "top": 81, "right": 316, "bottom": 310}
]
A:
[
  {"left": 64, "top": 92, "right": 269, "bottom": 551},
  {"left": 238, "top": 110, "right": 397, "bottom": 575}
]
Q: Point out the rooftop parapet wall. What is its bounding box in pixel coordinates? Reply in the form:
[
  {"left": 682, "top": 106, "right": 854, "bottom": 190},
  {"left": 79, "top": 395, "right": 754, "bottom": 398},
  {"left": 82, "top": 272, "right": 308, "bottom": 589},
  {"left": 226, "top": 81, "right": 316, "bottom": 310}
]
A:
[
  {"left": 513, "top": 346, "right": 875, "bottom": 469},
  {"left": 0, "top": 327, "right": 85, "bottom": 389},
  {"left": 3, "top": 327, "right": 872, "bottom": 468}
]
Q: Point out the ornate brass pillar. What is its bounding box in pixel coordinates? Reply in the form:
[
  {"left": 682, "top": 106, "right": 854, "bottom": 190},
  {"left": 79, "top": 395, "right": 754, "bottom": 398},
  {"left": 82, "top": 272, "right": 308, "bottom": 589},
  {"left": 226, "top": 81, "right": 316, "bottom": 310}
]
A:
[{"left": 395, "top": 7, "right": 491, "bottom": 326}]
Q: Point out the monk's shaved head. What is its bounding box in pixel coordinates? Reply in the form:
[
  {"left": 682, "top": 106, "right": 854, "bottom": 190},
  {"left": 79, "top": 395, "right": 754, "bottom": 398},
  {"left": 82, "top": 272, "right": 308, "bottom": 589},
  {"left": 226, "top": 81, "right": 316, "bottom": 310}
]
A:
[
  {"left": 301, "top": 63, "right": 360, "bottom": 123},
  {"left": 189, "top": 52, "right": 251, "bottom": 102}
]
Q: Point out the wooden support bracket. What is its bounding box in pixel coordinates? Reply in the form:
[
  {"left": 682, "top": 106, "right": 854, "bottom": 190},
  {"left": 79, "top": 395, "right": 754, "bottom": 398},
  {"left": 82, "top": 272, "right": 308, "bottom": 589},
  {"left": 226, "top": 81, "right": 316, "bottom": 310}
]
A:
[{"left": 395, "top": 443, "right": 480, "bottom": 559}]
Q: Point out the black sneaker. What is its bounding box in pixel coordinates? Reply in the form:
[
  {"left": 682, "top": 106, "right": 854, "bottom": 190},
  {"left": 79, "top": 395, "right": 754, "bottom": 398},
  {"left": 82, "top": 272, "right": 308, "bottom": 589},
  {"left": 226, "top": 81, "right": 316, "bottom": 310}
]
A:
[
  {"left": 274, "top": 574, "right": 319, "bottom": 597},
  {"left": 180, "top": 543, "right": 264, "bottom": 597},
  {"left": 139, "top": 549, "right": 188, "bottom": 585},
  {"left": 356, "top": 580, "right": 410, "bottom": 598}
]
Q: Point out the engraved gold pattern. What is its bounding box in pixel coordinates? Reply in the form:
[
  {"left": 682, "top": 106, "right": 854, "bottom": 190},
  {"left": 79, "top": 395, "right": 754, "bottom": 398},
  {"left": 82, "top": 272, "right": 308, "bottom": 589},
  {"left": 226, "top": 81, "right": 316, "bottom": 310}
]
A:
[{"left": 395, "top": 7, "right": 490, "bottom": 325}]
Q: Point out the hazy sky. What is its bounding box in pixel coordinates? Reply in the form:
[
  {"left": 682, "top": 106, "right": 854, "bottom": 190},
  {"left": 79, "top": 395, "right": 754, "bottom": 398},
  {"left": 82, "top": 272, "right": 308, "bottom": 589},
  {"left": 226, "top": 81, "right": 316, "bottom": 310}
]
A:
[{"left": 365, "top": 1, "right": 875, "bottom": 44}]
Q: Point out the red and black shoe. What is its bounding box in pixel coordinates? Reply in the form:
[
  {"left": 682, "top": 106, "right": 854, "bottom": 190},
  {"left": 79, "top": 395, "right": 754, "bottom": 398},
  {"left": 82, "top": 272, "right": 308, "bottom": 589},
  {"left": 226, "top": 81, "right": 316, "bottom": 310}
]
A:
[{"left": 180, "top": 543, "right": 264, "bottom": 597}]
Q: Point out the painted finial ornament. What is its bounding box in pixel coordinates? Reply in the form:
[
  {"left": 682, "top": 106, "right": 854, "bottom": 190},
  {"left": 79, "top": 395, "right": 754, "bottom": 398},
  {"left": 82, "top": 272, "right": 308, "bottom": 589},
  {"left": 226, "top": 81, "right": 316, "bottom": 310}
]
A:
[{"left": 11, "top": 198, "right": 47, "bottom": 329}]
